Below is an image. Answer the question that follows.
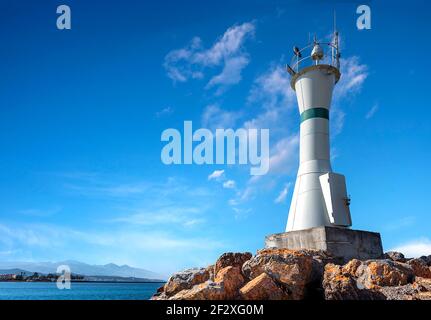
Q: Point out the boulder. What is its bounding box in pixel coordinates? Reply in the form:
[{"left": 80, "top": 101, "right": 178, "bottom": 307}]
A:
[
  {"left": 214, "top": 266, "right": 245, "bottom": 299},
  {"left": 214, "top": 252, "right": 252, "bottom": 275},
  {"left": 378, "top": 277, "right": 431, "bottom": 300},
  {"left": 408, "top": 258, "right": 431, "bottom": 278},
  {"left": 242, "top": 249, "right": 315, "bottom": 299},
  {"left": 418, "top": 255, "right": 431, "bottom": 266},
  {"left": 355, "top": 260, "right": 414, "bottom": 289},
  {"left": 240, "top": 273, "right": 290, "bottom": 300},
  {"left": 164, "top": 267, "right": 210, "bottom": 296},
  {"left": 169, "top": 281, "right": 225, "bottom": 300},
  {"left": 322, "top": 263, "right": 384, "bottom": 300},
  {"left": 383, "top": 251, "right": 406, "bottom": 263}
]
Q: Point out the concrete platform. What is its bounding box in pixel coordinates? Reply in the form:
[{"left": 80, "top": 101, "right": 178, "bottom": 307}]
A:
[{"left": 265, "top": 226, "right": 383, "bottom": 263}]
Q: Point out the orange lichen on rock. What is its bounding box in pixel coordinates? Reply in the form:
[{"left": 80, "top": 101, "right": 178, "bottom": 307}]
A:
[{"left": 240, "top": 272, "right": 290, "bottom": 300}]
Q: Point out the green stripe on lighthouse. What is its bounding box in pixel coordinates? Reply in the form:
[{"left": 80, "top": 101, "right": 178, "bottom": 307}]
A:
[{"left": 300, "top": 107, "right": 329, "bottom": 123}]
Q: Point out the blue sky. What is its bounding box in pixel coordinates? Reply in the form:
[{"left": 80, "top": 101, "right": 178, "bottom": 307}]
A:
[{"left": 0, "top": 0, "right": 430, "bottom": 276}]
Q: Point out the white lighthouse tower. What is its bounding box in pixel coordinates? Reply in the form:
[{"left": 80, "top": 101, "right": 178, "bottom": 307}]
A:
[
  {"left": 265, "top": 29, "right": 383, "bottom": 262},
  {"left": 285, "top": 33, "right": 352, "bottom": 231}
]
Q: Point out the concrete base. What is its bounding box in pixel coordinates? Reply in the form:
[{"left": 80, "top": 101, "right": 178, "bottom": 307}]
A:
[{"left": 265, "top": 226, "right": 383, "bottom": 263}]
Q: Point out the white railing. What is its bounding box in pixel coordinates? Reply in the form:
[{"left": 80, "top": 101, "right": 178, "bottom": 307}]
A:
[{"left": 289, "top": 41, "right": 340, "bottom": 73}]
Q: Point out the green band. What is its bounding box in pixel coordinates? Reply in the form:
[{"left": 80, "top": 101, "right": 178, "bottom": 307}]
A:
[{"left": 300, "top": 108, "right": 329, "bottom": 123}]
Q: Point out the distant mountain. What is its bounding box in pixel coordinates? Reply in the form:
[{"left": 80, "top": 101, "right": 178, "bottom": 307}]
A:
[
  {"left": 0, "top": 268, "right": 34, "bottom": 277},
  {"left": 0, "top": 261, "right": 166, "bottom": 280}
]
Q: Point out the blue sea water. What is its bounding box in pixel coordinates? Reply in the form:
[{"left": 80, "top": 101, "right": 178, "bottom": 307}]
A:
[{"left": 0, "top": 282, "right": 164, "bottom": 300}]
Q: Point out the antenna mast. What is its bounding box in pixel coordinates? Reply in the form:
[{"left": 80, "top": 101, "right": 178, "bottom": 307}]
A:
[{"left": 333, "top": 10, "right": 340, "bottom": 70}]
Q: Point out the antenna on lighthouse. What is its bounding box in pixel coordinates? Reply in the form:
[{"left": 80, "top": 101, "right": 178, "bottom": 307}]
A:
[{"left": 333, "top": 10, "right": 341, "bottom": 70}]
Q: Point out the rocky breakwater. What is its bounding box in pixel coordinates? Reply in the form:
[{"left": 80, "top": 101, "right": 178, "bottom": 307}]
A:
[{"left": 152, "top": 250, "right": 431, "bottom": 300}]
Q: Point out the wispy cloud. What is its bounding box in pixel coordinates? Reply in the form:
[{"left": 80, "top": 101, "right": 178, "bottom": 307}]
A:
[
  {"left": 0, "top": 223, "right": 224, "bottom": 253},
  {"left": 334, "top": 56, "right": 368, "bottom": 100},
  {"left": 223, "top": 180, "right": 236, "bottom": 189},
  {"left": 155, "top": 106, "right": 174, "bottom": 118},
  {"left": 365, "top": 103, "right": 379, "bottom": 119},
  {"left": 18, "top": 206, "right": 62, "bottom": 217},
  {"left": 244, "top": 65, "right": 296, "bottom": 134},
  {"left": 383, "top": 216, "right": 416, "bottom": 231},
  {"left": 330, "top": 56, "right": 369, "bottom": 135},
  {"left": 0, "top": 221, "right": 226, "bottom": 277},
  {"left": 208, "top": 169, "right": 225, "bottom": 181},
  {"left": 201, "top": 104, "right": 242, "bottom": 130},
  {"left": 109, "top": 206, "right": 205, "bottom": 228},
  {"left": 274, "top": 182, "right": 292, "bottom": 204},
  {"left": 267, "top": 135, "right": 299, "bottom": 176},
  {"left": 164, "top": 22, "right": 255, "bottom": 92},
  {"left": 64, "top": 182, "right": 148, "bottom": 198},
  {"left": 248, "top": 64, "right": 295, "bottom": 111}
]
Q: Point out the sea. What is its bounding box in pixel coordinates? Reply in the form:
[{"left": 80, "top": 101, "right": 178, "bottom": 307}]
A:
[{"left": 0, "top": 282, "right": 164, "bottom": 300}]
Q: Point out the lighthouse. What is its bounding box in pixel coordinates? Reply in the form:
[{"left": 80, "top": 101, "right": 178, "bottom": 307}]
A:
[
  {"left": 286, "top": 33, "right": 352, "bottom": 231},
  {"left": 265, "top": 30, "right": 383, "bottom": 262}
]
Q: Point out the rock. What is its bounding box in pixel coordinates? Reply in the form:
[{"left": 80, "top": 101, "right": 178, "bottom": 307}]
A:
[
  {"left": 156, "top": 285, "right": 164, "bottom": 293},
  {"left": 384, "top": 251, "right": 406, "bottom": 263},
  {"left": 323, "top": 263, "right": 362, "bottom": 300},
  {"left": 418, "top": 255, "right": 431, "bottom": 266},
  {"left": 164, "top": 267, "right": 210, "bottom": 296},
  {"left": 150, "top": 292, "right": 168, "bottom": 300},
  {"left": 408, "top": 258, "right": 431, "bottom": 278},
  {"left": 214, "top": 266, "right": 245, "bottom": 299},
  {"left": 168, "top": 266, "right": 245, "bottom": 300},
  {"left": 322, "top": 263, "right": 384, "bottom": 300},
  {"left": 377, "top": 277, "right": 431, "bottom": 300},
  {"left": 242, "top": 249, "right": 315, "bottom": 299},
  {"left": 342, "top": 259, "right": 362, "bottom": 275},
  {"left": 153, "top": 249, "right": 429, "bottom": 301},
  {"left": 240, "top": 273, "right": 290, "bottom": 300},
  {"left": 355, "top": 260, "right": 414, "bottom": 289},
  {"left": 206, "top": 264, "right": 215, "bottom": 281},
  {"left": 215, "top": 252, "right": 252, "bottom": 275},
  {"left": 322, "top": 258, "right": 414, "bottom": 299},
  {"left": 169, "top": 281, "right": 225, "bottom": 300},
  {"left": 378, "top": 284, "right": 419, "bottom": 300}
]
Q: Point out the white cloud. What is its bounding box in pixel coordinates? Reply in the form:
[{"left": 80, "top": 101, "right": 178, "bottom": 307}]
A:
[
  {"left": 208, "top": 169, "right": 225, "bottom": 181},
  {"left": 223, "top": 180, "right": 236, "bottom": 189},
  {"left": 206, "top": 55, "right": 250, "bottom": 94},
  {"left": 164, "top": 22, "right": 255, "bottom": 91},
  {"left": 110, "top": 206, "right": 205, "bottom": 228},
  {"left": 248, "top": 64, "right": 295, "bottom": 110},
  {"left": 334, "top": 56, "right": 368, "bottom": 100},
  {"left": 274, "top": 182, "right": 292, "bottom": 204},
  {"left": 201, "top": 104, "right": 242, "bottom": 130},
  {"left": 390, "top": 238, "right": 431, "bottom": 258},
  {"left": 365, "top": 103, "right": 379, "bottom": 119},
  {"left": 18, "top": 206, "right": 62, "bottom": 217},
  {"left": 267, "top": 135, "right": 299, "bottom": 175},
  {"left": 0, "top": 223, "right": 224, "bottom": 253},
  {"left": 330, "top": 108, "right": 346, "bottom": 137},
  {"left": 231, "top": 207, "right": 252, "bottom": 220},
  {"left": 64, "top": 182, "right": 148, "bottom": 198},
  {"left": 244, "top": 65, "right": 296, "bottom": 134}
]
